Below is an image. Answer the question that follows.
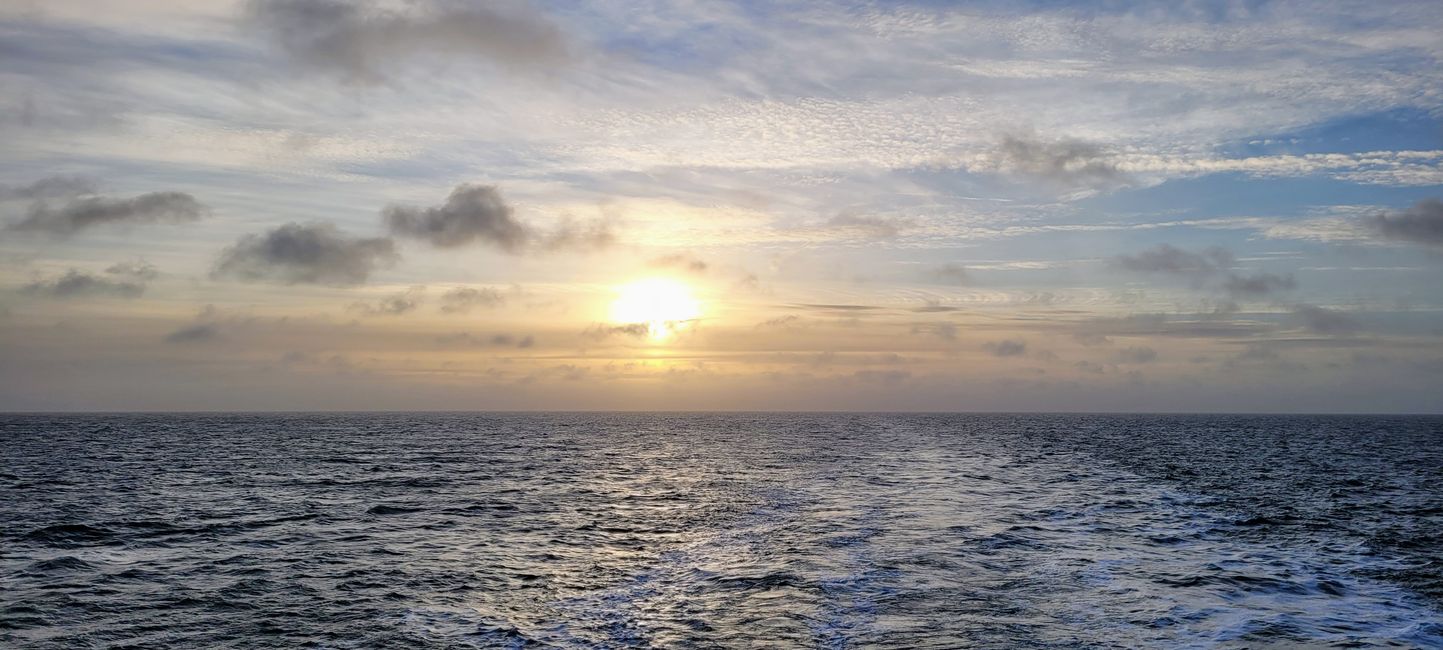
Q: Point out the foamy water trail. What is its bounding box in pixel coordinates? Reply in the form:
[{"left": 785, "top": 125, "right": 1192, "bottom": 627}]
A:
[{"left": 3, "top": 413, "right": 1441, "bottom": 647}]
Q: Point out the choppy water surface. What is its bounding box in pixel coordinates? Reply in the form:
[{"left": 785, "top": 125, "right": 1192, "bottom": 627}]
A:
[{"left": 3, "top": 413, "right": 1441, "bottom": 648}]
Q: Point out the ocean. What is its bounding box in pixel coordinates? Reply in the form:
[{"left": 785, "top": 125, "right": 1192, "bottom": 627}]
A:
[{"left": 2, "top": 413, "right": 1441, "bottom": 648}]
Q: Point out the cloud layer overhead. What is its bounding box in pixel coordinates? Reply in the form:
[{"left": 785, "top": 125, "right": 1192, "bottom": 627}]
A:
[{"left": 0, "top": 0, "right": 1441, "bottom": 412}]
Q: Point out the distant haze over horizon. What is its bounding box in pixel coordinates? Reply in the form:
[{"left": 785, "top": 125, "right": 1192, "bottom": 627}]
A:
[{"left": 2, "top": 0, "right": 1442, "bottom": 412}]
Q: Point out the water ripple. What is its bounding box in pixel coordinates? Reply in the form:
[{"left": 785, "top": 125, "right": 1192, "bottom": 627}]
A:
[{"left": 2, "top": 412, "right": 1440, "bottom": 648}]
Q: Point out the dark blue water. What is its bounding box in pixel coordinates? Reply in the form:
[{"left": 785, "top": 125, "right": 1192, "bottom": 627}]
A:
[{"left": 2, "top": 413, "right": 1441, "bottom": 648}]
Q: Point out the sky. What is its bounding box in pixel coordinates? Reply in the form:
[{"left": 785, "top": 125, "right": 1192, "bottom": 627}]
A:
[{"left": 1, "top": 0, "right": 1442, "bottom": 412}]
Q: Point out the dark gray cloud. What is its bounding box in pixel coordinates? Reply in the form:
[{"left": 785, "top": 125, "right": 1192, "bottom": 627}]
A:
[
  {"left": 991, "top": 135, "right": 1130, "bottom": 192},
  {"left": 648, "top": 254, "right": 708, "bottom": 273},
  {"left": 350, "top": 286, "right": 424, "bottom": 316},
  {"left": 1291, "top": 304, "right": 1359, "bottom": 335},
  {"left": 984, "top": 339, "right": 1027, "bottom": 357},
  {"left": 385, "top": 184, "right": 612, "bottom": 254},
  {"left": 20, "top": 269, "right": 144, "bottom": 299},
  {"left": 164, "top": 323, "right": 220, "bottom": 344},
  {"left": 385, "top": 184, "right": 529, "bottom": 251},
  {"left": 439, "top": 286, "right": 505, "bottom": 314},
  {"left": 1115, "top": 244, "right": 1233, "bottom": 277},
  {"left": 1224, "top": 272, "right": 1296, "bottom": 296},
  {"left": 212, "top": 222, "right": 398, "bottom": 286},
  {"left": 247, "top": 0, "right": 572, "bottom": 84},
  {"left": 6, "top": 191, "right": 206, "bottom": 237},
  {"left": 0, "top": 175, "right": 97, "bottom": 200},
  {"left": 1369, "top": 198, "right": 1443, "bottom": 247},
  {"left": 22, "top": 261, "right": 162, "bottom": 299},
  {"left": 1114, "top": 346, "right": 1158, "bottom": 364}
]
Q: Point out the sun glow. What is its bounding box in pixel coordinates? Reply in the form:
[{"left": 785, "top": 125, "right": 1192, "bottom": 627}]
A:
[{"left": 609, "top": 277, "right": 702, "bottom": 341}]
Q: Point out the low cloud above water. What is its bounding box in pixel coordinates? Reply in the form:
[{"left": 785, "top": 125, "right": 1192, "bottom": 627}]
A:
[
  {"left": 385, "top": 184, "right": 613, "bottom": 254},
  {"left": 20, "top": 269, "right": 147, "bottom": 299},
  {"left": 439, "top": 287, "right": 506, "bottom": 314},
  {"left": 1369, "top": 198, "right": 1443, "bottom": 247},
  {"left": 213, "top": 222, "right": 398, "bottom": 286},
  {"left": 5, "top": 189, "right": 206, "bottom": 238}
]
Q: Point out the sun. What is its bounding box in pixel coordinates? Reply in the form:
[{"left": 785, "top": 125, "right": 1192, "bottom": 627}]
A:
[{"left": 609, "top": 277, "right": 702, "bottom": 341}]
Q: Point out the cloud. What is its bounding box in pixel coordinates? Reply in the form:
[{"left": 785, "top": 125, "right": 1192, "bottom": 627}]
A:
[
  {"left": 384, "top": 184, "right": 529, "bottom": 251},
  {"left": 1074, "top": 313, "right": 1272, "bottom": 340},
  {"left": 911, "top": 322, "right": 958, "bottom": 340},
  {"left": 1114, "top": 346, "right": 1158, "bottom": 364},
  {"left": 649, "top": 254, "right": 708, "bottom": 273},
  {"left": 789, "top": 303, "right": 881, "bottom": 313},
  {"left": 435, "top": 332, "right": 535, "bottom": 348},
  {"left": 246, "top": 0, "right": 572, "bottom": 84},
  {"left": 0, "top": 175, "right": 97, "bottom": 200},
  {"left": 382, "top": 184, "right": 613, "bottom": 254},
  {"left": 5, "top": 191, "right": 206, "bottom": 237},
  {"left": 1369, "top": 198, "right": 1443, "bottom": 247},
  {"left": 439, "top": 286, "right": 505, "bottom": 313},
  {"left": 19, "top": 261, "right": 161, "bottom": 299},
  {"left": 1117, "top": 244, "right": 1298, "bottom": 301},
  {"left": 1115, "top": 244, "right": 1233, "bottom": 277},
  {"left": 104, "top": 260, "right": 159, "bottom": 281},
  {"left": 20, "top": 269, "right": 145, "bottom": 299},
  {"left": 1224, "top": 272, "right": 1295, "bottom": 297},
  {"left": 164, "top": 323, "right": 220, "bottom": 344},
  {"left": 984, "top": 339, "right": 1027, "bottom": 357},
  {"left": 928, "top": 264, "right": 970, "bottom": 285},
  {"left": 1291, "top": 304, "right": 1359, "bottom": 335},
  {"left": 350, "top": 286, "right": 424, "bottom": 316},
  {"left": 584, "top": 322, "right": 651, "bottom": 339},
  {"left": 212, "top": 222, "right": 398, "bottom": 286},
  {"left": 823, "top": 213, "right": 912, "bottom": 240},
  {"left": 755, "top": 315, "right": 800, "bottom": 329},
  {"left": 973, "top": 135, "right": 1131, "bottom": 195},
  {"left": 537, "top": 215, "right": 615, "bottom": 252},
  {"left": 853, "top": 369, "right": 911, "bottom": 385}
]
